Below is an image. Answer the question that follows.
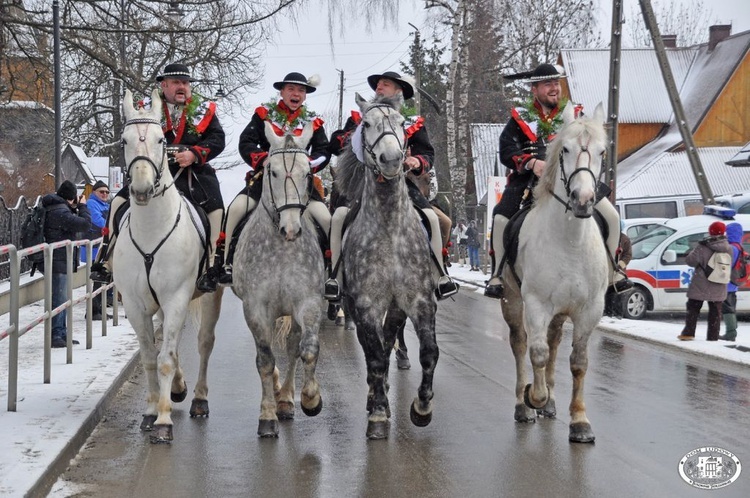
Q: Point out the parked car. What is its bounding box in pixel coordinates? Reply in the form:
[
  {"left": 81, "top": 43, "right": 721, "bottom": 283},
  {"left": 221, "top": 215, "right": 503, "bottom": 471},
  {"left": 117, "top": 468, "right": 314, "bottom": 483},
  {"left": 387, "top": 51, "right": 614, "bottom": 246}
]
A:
[
  {"left": 622, "top": 218, "right": 669, "bottom": 241},
  {"left": 623, "top": 207, "right": 750, "bottom": 320},
  {"left": 715, "top": 192, "right": 750, "bottom": 214}
]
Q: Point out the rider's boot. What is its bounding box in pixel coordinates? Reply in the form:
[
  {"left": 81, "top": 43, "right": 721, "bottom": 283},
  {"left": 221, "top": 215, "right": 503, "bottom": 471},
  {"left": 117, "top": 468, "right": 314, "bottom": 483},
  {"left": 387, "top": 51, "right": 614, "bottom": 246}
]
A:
[
  {"left": 217, "top": 194, "right": 257, "bottom": 287},
  {"left": 424, "top": 208, "right": 458, "bottom": 300},
  {"left": 90, "top": 195, "right": 127, "bottom": 284},
  {"left": 485, "top": 214, "right": 508, "bottom": 299},
  {"left": 597, "top": 199, "right": 634, "bottom": 292},
  {"left": 325, "top": 206, "right": 348, "bottom": 302},
  {"left": 196, "top": 209, "right": 225, "bottom": 293}
]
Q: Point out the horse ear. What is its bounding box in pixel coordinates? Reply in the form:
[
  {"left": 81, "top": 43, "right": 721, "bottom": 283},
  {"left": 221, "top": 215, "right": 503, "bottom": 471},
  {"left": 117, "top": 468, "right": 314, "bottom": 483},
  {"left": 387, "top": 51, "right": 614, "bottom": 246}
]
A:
[
  {"left": 150, "top": 88, "right": 162, "bottom": 115},
  {"left": 562, "top": 101, "right": 575, "bottom": 124},
  {"left": 264, "top": 121, "right": 285, "bottom": 150},
  {"left": 592, "top": 102, "right": 605, "bottom": 124},
  {"left": 298, "top": 121, "right": 314, "bottom": 147},
  {"left": 355, "top": 92, "right": 368, "bottom": 111},
  {"left": 123, "top": 89, "right": 135, "bottom": 120}
]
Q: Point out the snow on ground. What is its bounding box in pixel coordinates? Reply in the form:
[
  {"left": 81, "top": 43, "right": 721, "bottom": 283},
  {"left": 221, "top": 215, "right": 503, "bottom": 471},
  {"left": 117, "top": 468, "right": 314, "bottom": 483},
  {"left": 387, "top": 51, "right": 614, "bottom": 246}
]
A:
[{"left": 1, "top": 265, "right": 749, "bottom": 496}]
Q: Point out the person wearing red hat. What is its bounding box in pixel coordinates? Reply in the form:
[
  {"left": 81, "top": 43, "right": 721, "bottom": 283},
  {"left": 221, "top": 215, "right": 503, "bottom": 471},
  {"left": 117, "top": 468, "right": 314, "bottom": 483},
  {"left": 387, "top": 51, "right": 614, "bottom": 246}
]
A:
[
  {"left": 678, "top": 221, "right": 733, "bottom": 341},
  {"left": 200, "top": 72, "right": 331, "bottom": 292},
  {"left": 484, "top": 63, "right": 627, "bottom": 300}
]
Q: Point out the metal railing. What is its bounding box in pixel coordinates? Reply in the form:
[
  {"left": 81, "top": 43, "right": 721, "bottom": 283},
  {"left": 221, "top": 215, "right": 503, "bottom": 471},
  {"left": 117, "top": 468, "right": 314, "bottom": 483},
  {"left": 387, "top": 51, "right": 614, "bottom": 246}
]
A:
[{"left": 0, "top": 238, "right": 119, "bottom": 411}]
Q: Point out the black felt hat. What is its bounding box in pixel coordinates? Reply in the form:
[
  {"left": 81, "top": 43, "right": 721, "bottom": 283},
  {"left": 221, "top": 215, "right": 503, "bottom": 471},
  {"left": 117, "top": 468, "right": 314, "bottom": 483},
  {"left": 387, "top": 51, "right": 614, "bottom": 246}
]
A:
[
  {"left": 367, "top": 71, "right": 414, "bottom": 100},
  {"left": 503, "top": 63, "right": 567, "bottom": 83},
  {"left": 156, "top": 63, "right": 194, "bottom": 82},
  {"left": 273, "top": 72, "right": 318, "bottom": 93},
  {"left": 56, "top": 180, "right": 78, "bottom": 201}
]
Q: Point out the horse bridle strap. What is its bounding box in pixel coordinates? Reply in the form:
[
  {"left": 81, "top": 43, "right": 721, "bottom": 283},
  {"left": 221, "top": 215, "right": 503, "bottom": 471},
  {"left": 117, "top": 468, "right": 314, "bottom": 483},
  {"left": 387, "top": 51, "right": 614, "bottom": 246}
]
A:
[
  {"left": 263, "top": 147, "right": 311, "bottom": 228},
  {"left": 361, "top": 104, "right": 406, "bottom": 180},
  {"left": 127, "top": 202, "right": 183, "bottom": 305},
  {"left": 550, "top": 136, "right": 602, "bottom": 215},
  {"left": 122, "top": 118, "right": 172, "bottom": 197}
]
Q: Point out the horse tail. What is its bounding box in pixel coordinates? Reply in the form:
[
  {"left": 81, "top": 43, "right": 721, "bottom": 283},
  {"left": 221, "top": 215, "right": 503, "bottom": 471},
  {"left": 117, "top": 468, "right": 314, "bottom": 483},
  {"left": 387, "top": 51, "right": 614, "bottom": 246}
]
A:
[
  {"left": 272, "top": 315, "right": 293, "bottom": 349},
  {"left": 334, "top": 147, "right": 366, "bottom": 203}
]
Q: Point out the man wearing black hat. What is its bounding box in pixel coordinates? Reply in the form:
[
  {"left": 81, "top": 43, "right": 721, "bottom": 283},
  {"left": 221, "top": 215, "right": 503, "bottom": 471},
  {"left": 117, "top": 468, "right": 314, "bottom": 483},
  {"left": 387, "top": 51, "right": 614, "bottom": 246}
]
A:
[
  {"left": 43, "top": 180, "right": 92, "bottom": 347},
  {"left": 484, "top": 63, "right": 624, "bottom": 299},
  {"left": 199, "top": 72, "right": 331, "bottom": 292},
  {"left": 325, "top": 70, "right": 459, "bottom": 307},
  {"left": 91, "top": 63, "right": 226, "bottom": 292}
]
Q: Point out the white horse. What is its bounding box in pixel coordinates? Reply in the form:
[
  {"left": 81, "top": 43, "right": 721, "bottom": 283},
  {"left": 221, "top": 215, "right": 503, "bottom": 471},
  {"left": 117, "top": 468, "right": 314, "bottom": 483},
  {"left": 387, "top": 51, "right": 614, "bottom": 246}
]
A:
[
  {"left": 232, "top": 122, "right": 324, "bottom": 438},
  {"left": 115, "top": 88, "right": 224, "bottom": 443},
  {"left": 500, "top": 102, "right": 609, "bottom": 443}
]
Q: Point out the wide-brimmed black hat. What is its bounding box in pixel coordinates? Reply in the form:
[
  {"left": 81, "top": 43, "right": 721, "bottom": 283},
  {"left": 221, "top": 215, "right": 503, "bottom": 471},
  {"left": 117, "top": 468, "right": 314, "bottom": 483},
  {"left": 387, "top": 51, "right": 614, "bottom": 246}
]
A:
[
  {"left": 367, "top": 71, "right": 414, "bottom": 100},
  {"left": 156, "top": 63, "right": 194, "bottom": 82},
  {"left": 503, "top": 63, "right": 567, "bottom": 83},
  {"left": 273, "top": 72, "right": 318, "bottom": 93}
]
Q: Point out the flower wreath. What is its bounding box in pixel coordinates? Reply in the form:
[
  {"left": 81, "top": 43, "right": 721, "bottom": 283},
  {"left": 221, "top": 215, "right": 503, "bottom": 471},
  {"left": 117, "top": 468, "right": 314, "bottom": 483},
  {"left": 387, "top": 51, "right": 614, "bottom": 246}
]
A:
[
  {"left": 138, "top": 92, "right": 211, "bottom": 136},
  {"left": 262, "top": 98, "right": 318, "bottom": 131},
  {"left": 519, "top": 96, "right": 569, "bottom": 139}
]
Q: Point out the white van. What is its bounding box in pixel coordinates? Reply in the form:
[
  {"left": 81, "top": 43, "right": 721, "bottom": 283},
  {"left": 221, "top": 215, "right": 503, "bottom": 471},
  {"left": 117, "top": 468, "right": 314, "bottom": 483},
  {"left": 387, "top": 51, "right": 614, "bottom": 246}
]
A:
[
  {"left": 617, "top": 195, "right": 705, "bottom": 220},
  {"left": 623, "top": 208, "right": 750, "bottom": 319}
]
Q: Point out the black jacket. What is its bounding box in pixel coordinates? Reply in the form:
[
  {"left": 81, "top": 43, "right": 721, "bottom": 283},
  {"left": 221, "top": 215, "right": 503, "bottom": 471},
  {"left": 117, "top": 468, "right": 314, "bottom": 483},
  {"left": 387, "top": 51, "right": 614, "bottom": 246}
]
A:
[{"left": 41, "top": 194, "right": 92, "bottom": 274}]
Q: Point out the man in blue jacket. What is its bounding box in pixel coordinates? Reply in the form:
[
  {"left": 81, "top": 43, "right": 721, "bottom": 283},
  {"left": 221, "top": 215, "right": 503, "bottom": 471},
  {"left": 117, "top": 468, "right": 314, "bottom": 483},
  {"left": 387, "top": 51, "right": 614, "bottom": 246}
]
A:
[
  {"left": 43, "top": 180, "right": 92, "bottom": 347},
  {"left": 81, "top": 180, "right": 110, "bottom": 320}
]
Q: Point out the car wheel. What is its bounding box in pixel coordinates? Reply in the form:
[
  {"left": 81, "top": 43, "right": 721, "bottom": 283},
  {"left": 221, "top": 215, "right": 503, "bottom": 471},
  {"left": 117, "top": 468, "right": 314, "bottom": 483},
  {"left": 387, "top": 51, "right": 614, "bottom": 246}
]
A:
[{"left": 623, "top": 287, "right": 648, "bottom": 320}]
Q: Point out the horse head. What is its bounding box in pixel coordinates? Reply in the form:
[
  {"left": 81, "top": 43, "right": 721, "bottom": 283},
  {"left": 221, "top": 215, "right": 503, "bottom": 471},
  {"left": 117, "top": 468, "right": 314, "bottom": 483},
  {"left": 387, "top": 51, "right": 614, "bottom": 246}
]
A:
[
  {"left": 263, "top": 121, "right": 315, "bottom": 241},
  {"left": 122, "top": 88, "right": 168, "bottom": 205},
  {"left": 356, "top": 92, "right": 406, "bottom": 181},
  {"left": 542, "top": 102, "right": 607, "bottom": 218}
]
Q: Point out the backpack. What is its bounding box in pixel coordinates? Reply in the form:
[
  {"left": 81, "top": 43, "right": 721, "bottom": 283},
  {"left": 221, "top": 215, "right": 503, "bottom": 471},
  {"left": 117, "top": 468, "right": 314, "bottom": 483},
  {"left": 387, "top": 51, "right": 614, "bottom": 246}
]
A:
[
  {"left": 730, "top": 242, "right": 750, "bottom": 286},
  {"left": 705, "top": 250, "right": 732, "bottom": 284},
  {"left": 20, "top": 204, "right": 47, "bottom": 276}
]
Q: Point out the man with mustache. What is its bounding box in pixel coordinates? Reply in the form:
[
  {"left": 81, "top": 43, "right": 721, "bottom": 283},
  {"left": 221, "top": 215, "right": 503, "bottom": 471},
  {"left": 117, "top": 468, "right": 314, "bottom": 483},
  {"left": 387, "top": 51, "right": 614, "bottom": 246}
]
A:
[{"left": 199, "top": 72, "right": 331, "bottom": 291}]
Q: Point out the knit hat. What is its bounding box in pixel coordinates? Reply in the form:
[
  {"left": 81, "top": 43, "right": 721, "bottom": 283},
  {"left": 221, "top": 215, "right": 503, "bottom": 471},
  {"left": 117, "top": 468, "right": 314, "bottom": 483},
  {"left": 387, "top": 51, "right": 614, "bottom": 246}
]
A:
[
  {"left": 56, "top": 180, "right": 78, "bottom": 201},
  {"left": 92, "top": 180, "right": 108, "bottom": 192},
  {"left": 708, "top": 221, "right": 726, "bottom": 236}
]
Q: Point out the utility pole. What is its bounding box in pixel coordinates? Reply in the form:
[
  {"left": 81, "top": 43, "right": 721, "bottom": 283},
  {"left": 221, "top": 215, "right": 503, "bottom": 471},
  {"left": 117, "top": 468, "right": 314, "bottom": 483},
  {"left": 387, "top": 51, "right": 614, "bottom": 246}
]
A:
[
  {"left": 336, "top": 69, "right": 344, "bottom": 130},
  {"left": 408, "top": 22, "right": 421, "bottom": 114},
  {"left": 638, "top": 0, "right": 714, "bottom": 204},
  {"left": 606, "top": 0, "right": 624, "bottom": 202},
  {"left": 53, "top": 0, "right": 61, "bottom": 187}
]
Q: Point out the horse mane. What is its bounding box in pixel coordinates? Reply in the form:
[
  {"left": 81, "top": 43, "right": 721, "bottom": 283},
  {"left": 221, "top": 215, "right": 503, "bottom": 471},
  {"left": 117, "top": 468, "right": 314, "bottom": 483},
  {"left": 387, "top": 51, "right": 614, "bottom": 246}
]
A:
[
  {"left": 333, "top": 93, "right": 404, "bottom": 203},
  {"left": 533, "top": 114, "right": 608, "bottom": 202}
]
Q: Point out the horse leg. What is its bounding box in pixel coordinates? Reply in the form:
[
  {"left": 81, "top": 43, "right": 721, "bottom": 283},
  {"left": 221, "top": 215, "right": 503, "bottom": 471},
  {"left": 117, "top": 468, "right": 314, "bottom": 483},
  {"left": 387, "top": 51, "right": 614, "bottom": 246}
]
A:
[
  {"left": 190, "top": 289, "right": 222, "bottom": 417},
  {"left": 298, "top": 301, "right": 322, "bottom": 417},
  {"left": 408, "top": 302, "right": 438, "bottom": 428},
  {"left": 523, "top": 299, "right": 552, "bottom": 411},
  {"left": 356, "top": 317, "right": 389, "bottom": 439},
  {"left": 129, "top": 311, "right": 160, "bottom": 432},
  {"left": 502, "top": 291, "right": 535, "bottom": 422},
  {"left": 276, "top": 319, "right": 300, "bottom": 420},
  {"left": 538, "top": 315, "right": 565, "bottom": 418},
  {"left": 568, "top": 318, "right": 597, "bottom": 443},
  {"left": 245, "top": 304, "right": 279, "bottom": 437}
]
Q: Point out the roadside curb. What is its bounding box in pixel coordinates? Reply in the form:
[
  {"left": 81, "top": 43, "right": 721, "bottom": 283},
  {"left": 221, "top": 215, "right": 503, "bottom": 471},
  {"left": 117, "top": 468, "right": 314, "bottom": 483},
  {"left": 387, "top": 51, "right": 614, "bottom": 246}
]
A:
[{"left": 26, "top": 347, "right": 141, "bottom": 498}]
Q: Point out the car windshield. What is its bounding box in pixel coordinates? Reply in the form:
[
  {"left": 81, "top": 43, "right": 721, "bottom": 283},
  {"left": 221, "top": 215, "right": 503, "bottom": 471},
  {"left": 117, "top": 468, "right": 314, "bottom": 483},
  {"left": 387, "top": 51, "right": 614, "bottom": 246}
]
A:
[{"left": 630, "top": 225, "right": 677, "bottom": 260}]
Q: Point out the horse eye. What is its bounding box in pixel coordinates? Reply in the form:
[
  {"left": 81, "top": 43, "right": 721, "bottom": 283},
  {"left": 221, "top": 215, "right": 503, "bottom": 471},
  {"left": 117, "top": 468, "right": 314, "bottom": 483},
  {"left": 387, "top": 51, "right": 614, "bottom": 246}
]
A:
[
  {"left": 563, "top": 146, "right": 569, "bottom": 153},
  {"left": 363, "top": 122, "right": 371, "bottom": 128},
  {"left": 270, "top": 170, "right": 278, "bottom": 178}
]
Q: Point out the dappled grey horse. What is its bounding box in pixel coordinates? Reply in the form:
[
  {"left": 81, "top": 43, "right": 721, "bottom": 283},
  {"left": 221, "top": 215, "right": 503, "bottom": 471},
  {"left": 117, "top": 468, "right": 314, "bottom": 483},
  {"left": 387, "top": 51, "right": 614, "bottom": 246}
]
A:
[
  {"left": 335, "top": 93, "right": 438, "bottom": 439},
  {"left": 232, "top": 122, "right": 324, "bottom": 438}
]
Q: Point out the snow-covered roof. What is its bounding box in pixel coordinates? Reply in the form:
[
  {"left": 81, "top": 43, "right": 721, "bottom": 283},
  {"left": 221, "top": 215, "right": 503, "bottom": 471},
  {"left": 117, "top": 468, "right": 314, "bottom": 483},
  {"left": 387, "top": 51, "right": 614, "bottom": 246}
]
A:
[
  {"left": 470, "top": 123, "right": 504, "bottom": 205},
  {"left": 726, "top": 141, "right": 750, "bottom": 167}
]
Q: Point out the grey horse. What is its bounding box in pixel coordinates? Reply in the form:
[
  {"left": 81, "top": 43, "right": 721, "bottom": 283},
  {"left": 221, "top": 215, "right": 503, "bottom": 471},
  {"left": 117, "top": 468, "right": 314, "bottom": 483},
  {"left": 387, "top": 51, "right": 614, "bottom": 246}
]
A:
[
  {"left": 335, "top": 93, "right": 439, "bottom": 439},
  {"left": 232, "top": 122, "right": 324, "bottom": 438}
]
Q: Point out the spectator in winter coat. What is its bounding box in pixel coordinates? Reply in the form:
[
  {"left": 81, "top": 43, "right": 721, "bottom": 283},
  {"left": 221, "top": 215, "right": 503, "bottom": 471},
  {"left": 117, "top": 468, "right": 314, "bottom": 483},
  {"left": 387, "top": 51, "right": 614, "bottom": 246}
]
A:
[
  {"left": 720, "top": 222, "right": 743, "bottom": 341},
  {"left": 43, "top": 180, "right": 92, "bottom": 348},
  {"left": 678, "top": 221, "right": 733, "bottom": 342},
  {"left": 81, "top": 180, "right": 110, "bottom": 320}
]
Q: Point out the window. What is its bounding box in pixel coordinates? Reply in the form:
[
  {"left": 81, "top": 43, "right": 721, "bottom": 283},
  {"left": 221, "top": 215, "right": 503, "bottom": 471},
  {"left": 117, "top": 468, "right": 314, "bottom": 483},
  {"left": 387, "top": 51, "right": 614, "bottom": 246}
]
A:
[
  {"left": 625, "top": 201, "right": 678, "bottom": 219},
  {"left": 661, "top": 232, "right": 706, "bottom": 265}
]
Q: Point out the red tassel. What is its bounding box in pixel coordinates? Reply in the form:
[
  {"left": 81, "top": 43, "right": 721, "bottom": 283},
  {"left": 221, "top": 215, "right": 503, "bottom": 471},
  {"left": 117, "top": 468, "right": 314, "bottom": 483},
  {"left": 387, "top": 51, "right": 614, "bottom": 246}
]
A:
[
  {"left": 447, "top": 241, "right": 452, "bottom": 247},
  {"left": 101, "top": 227, "right": 109, "bottom": 236},
  {"left": 442, "top": 247, "right": 449, "bottom": 256},
  {"left": 217, "top": 231, "right": 226, "bottom": 243},
  {"left": 489, "top": 249, "right": 495, "bottom": 256},
  {"left": 324, "top": 249, "right": 332, "bottom": 259}
]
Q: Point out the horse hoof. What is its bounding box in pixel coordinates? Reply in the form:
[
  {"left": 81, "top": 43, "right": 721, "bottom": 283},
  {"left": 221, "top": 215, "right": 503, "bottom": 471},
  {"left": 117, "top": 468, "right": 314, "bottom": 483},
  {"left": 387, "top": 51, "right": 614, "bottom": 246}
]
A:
[
  {"left": 569, "top": 422, "right": 595, "bottom": 443},
  {"left": 189, "top": 398, "right": 209, "bottom": 418},
  {"left": 257, "top": 419, "right": 279, "bottom": 438},
  {"left": 523, "top": 383, "right": 546, "bottom": 410},
  {"left": 345, "top": 319, "right": 355, "bottom": 330},
  {"left": 171, "top": 388, "right": 188, "bottom": 403},
  {"left": 301, "top": 397, "right": 322, "bottom": 417},
  {"left": 514, "top": 404, "right": 537, "bottom": 423},
  {"left": 149, "top": 424, "right": 173, "bottom": 444},
  {"left": 538, "top": 398, "right": 557, "bottom": 418},
  {"left": 140, "top": 414, "right": 157, "bottom": 431},
  {"left": 276, "top": 401, "right": 295, "bottom": 420},
  {"left": 410, "top": 402, "right": 433, "bottom": 427},
  {"left": 366, "top": 420, "right": 389, "bottom": 439}
]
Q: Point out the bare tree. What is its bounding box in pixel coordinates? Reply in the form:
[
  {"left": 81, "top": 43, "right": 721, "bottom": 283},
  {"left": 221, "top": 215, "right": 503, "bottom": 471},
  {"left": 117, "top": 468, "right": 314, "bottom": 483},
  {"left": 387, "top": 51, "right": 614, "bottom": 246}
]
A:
[
  {"left": 625, "top": 0, "right": 715, "bottom": 48},
  {"left": 1, "top": 0, "right": 297, "bottom": 167}
]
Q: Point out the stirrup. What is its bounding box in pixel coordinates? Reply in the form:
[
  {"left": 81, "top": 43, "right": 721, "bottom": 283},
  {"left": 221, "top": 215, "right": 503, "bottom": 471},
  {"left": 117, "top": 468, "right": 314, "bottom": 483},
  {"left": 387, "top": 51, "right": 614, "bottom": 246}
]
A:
[
  {"left": 484, "top": 276, "right": 504, "bottom": 299},
  {"left": 90, "top": 265, "right": 112, "bottom": 285},
  {"left": 324, "top": 278, "right": 341, "bottom": 301},
  {"left": 613, "top": 278, "right": 634, "bottom": 293},
  {"left": 436, "top": 276, "right": 459, "bottom": 300},
  {"left": 218, "top": 265, "right": 232, "bottom": 285}
]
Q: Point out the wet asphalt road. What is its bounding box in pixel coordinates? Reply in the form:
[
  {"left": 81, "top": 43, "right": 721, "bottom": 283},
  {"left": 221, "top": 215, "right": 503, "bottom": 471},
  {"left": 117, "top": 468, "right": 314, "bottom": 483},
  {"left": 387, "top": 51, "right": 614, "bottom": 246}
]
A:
[{"left": 56, "top": 289, "right": 750, "bottom": 498}]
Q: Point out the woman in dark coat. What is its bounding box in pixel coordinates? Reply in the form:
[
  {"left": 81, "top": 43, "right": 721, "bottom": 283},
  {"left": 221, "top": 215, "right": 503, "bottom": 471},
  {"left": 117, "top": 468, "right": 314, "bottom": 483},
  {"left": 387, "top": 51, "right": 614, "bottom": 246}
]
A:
[{"left": 678, "top": 221, "right": 733, "bottom": 341}]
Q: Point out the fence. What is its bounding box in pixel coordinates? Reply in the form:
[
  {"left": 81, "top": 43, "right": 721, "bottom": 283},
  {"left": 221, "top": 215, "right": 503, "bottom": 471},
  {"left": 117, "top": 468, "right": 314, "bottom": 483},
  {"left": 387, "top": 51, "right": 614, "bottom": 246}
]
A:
[
  {"left": 0, "top": 238, "right": 119, "bottom": 412},
  {"left": 0, "top": 195, "right": 37, "bottom": 280}
]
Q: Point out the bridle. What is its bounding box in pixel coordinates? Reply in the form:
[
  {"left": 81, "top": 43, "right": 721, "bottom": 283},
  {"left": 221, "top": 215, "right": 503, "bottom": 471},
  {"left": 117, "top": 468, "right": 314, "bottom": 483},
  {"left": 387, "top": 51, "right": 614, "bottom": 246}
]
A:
[
  {"left": 262, "top": 146, "right": 311, "bottom": 228},
  {"left": 361, "top": 104, "right": 406, "bottom": 181},
  {"left": 121, "top": 117, "right": 172, "bottom": 197},
  {"left": 549, "top": 133, "right": 603, "bottom": 216}
]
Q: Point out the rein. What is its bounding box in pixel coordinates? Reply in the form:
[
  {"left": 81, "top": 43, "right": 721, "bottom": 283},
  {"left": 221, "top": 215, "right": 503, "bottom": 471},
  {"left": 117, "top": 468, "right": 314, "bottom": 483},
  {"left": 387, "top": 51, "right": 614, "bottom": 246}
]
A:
[
  {"left": 262, "top": 147, "right": 311, "bottom": 229},
  {"left": 548, "top": 134, "right": 602, "bottom": 216},
  {"left": 361, "top": 104, "right": 406, "bottom": 181},
  {"left": 121, "top": 117, "right": 173, "bottom": 198}
]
